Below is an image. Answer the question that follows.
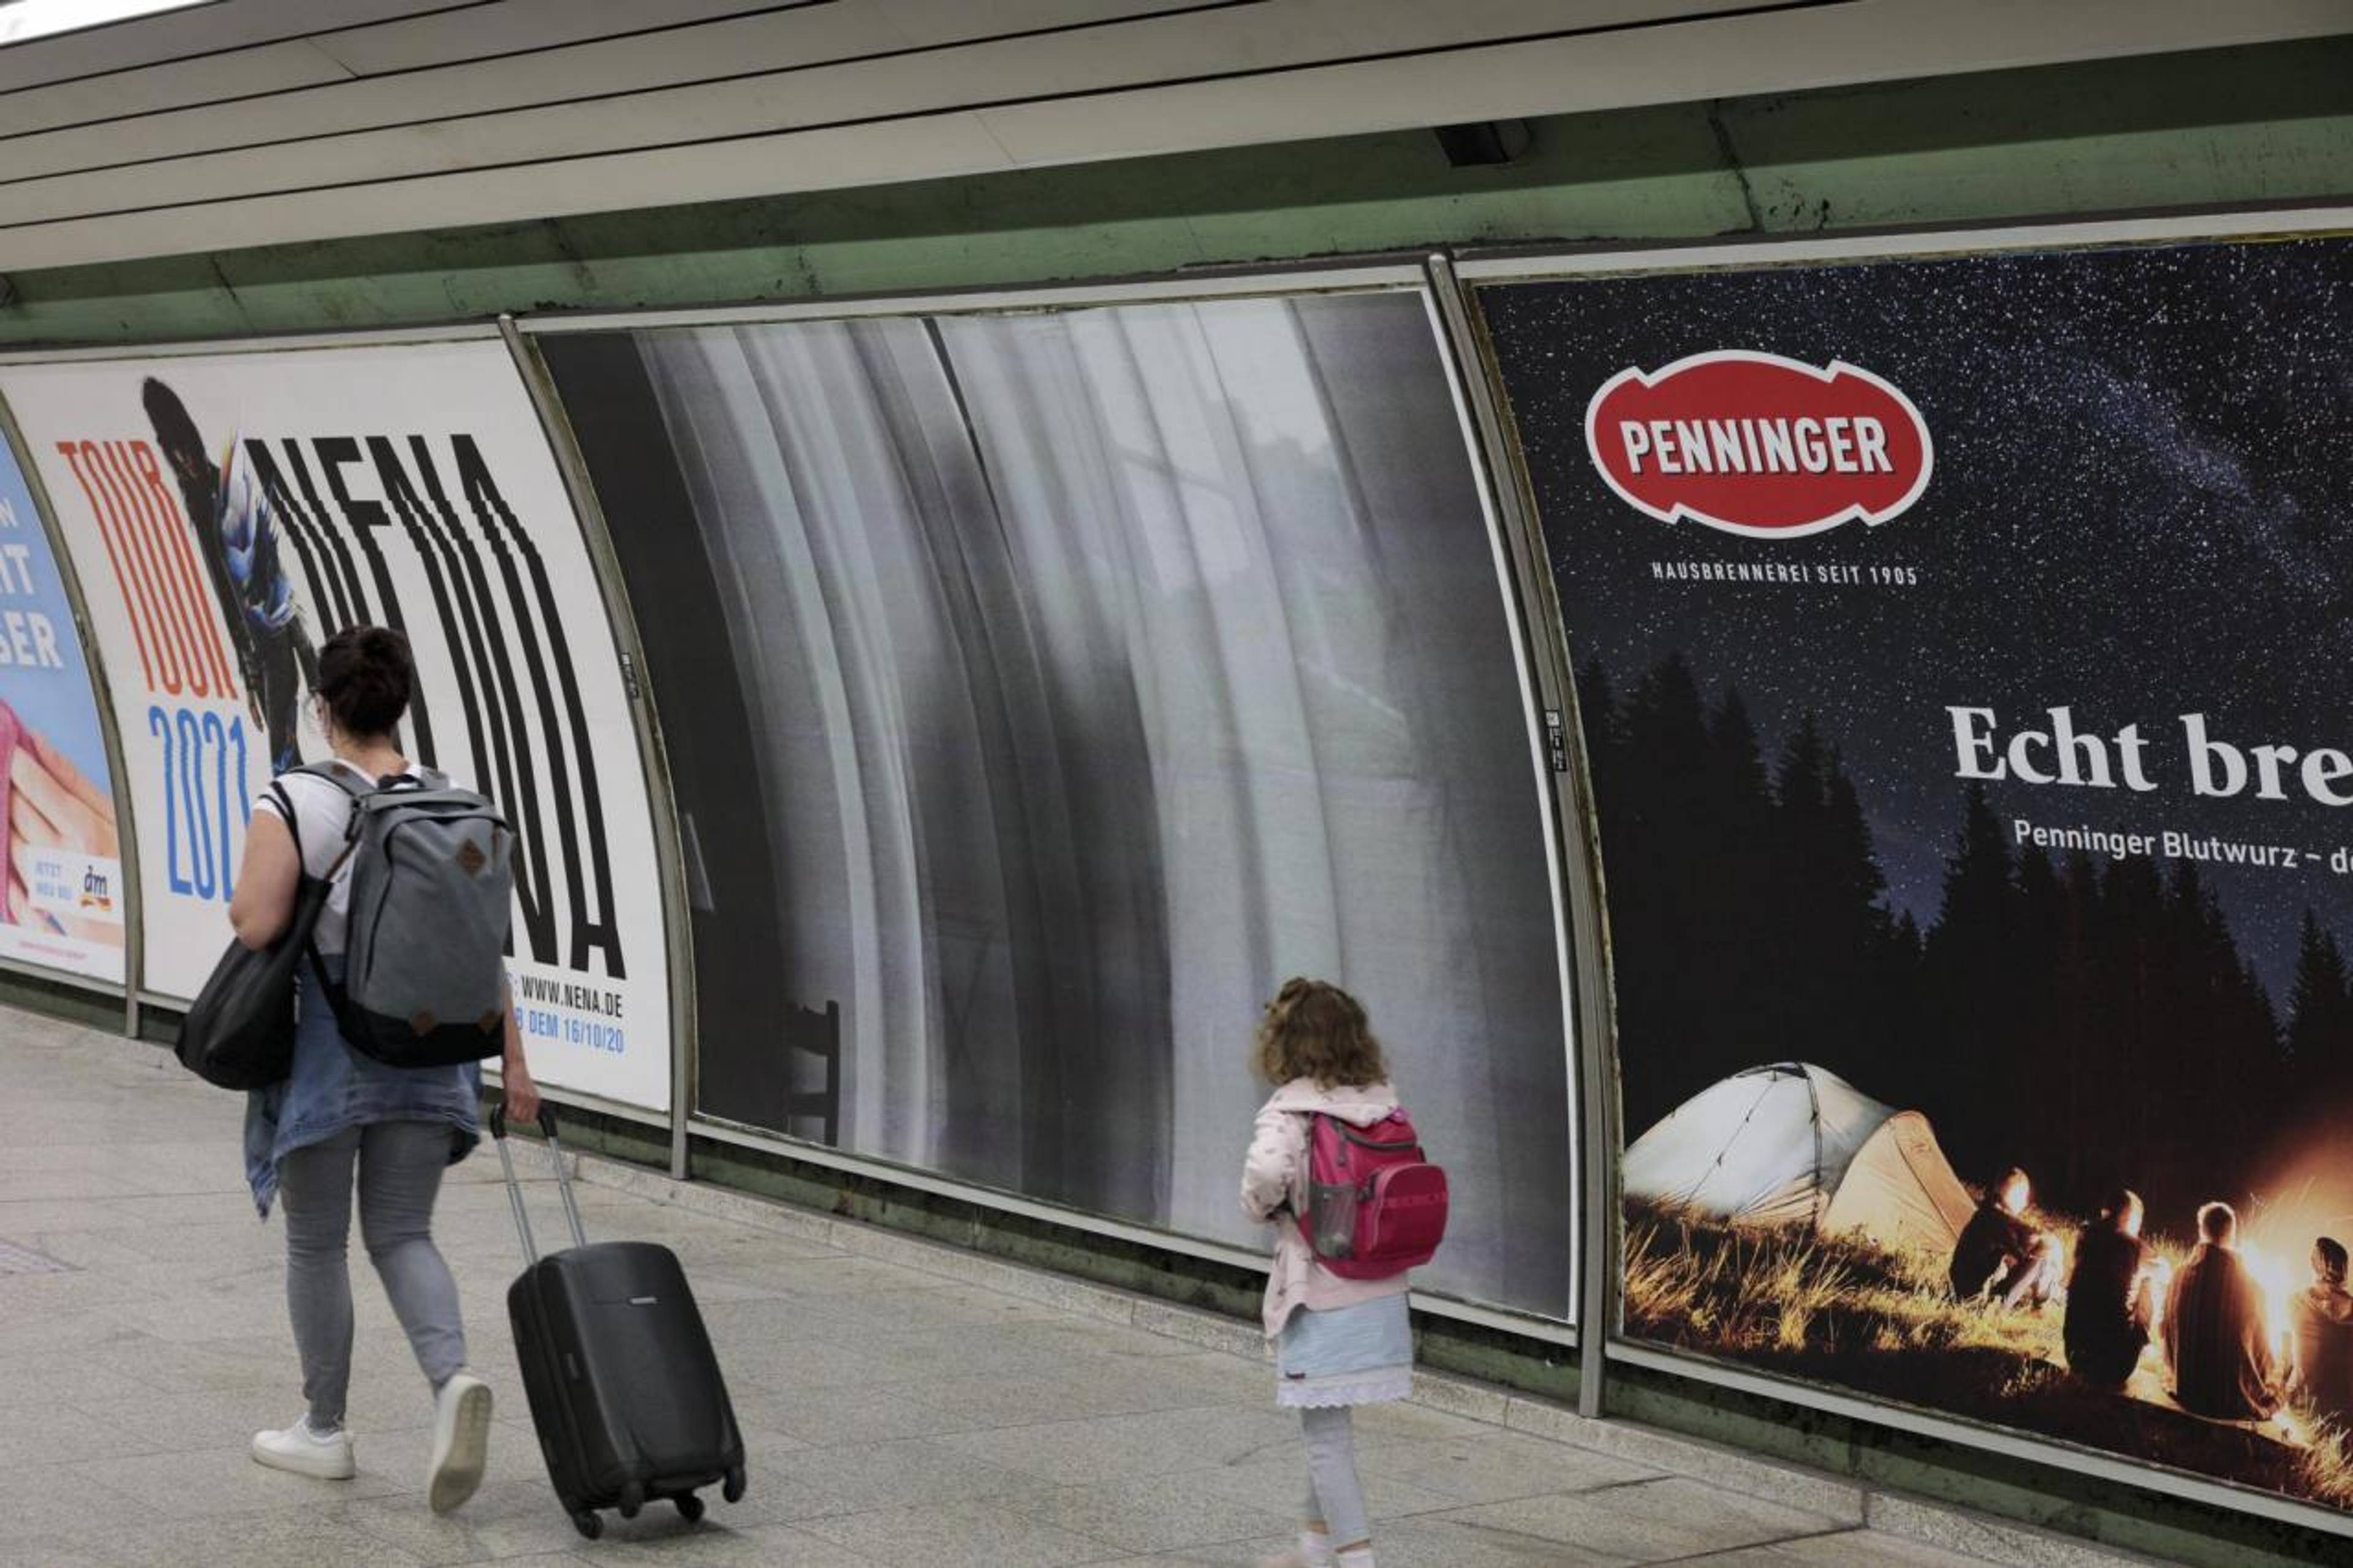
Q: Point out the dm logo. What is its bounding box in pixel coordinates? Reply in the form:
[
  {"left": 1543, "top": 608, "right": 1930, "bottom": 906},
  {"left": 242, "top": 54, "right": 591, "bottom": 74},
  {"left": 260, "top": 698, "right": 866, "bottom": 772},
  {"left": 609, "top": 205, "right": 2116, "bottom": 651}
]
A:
[
  {"left": 1584, "top": 350, "right": 1933, "bottom": 539},
  {"left": 78, "top": 868, "right": 113, "bottom": 914}
]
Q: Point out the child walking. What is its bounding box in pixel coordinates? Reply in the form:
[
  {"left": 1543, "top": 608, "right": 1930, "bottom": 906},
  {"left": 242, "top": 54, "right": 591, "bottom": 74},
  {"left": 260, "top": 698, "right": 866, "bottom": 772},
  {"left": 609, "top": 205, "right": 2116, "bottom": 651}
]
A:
[{"left": 1240, "top": 978, "right": 1419, "bottom": 1568}]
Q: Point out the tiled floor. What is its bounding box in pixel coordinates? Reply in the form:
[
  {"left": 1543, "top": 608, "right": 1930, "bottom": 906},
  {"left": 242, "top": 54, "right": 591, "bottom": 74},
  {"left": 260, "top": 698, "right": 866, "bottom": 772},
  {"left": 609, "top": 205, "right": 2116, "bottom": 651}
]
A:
[{"left": 0, "top": 1008, "right": 2115, "bottom": 1566}]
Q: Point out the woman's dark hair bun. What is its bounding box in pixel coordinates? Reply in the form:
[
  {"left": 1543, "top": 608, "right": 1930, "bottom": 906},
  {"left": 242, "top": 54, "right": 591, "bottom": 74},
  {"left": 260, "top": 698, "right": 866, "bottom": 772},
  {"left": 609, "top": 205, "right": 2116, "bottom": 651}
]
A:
[{"left": 317, "top": 624, "right": 414, "bottom": 738}]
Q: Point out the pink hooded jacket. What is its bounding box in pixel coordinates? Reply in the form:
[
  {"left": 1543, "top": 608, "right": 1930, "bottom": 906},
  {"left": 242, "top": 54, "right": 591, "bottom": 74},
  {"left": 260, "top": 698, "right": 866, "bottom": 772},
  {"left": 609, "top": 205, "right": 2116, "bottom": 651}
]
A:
[{"left": 1239, "top": 1077, "right": 1413, "bottom": 1339}]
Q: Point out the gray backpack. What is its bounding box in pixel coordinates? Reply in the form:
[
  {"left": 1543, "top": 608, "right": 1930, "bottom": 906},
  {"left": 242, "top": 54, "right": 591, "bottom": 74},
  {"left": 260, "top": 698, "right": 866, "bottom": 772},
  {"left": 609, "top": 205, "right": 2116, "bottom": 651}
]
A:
[{"left": 305, "top": 763, "right": 513, "bottom": 1068}]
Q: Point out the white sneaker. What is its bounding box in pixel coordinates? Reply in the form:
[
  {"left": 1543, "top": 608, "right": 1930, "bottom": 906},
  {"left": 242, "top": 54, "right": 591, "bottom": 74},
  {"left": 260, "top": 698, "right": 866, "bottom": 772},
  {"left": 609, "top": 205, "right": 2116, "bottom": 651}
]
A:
[
  {"left": 251, "top": 1417, "right": 356, "bottom": 1480},
  {"left": 1257, "top": 1533, "right": 1334, "bottom": 1567},
  {"left": 427, "top": 1371, "right": 494, "bottom": 1515}
]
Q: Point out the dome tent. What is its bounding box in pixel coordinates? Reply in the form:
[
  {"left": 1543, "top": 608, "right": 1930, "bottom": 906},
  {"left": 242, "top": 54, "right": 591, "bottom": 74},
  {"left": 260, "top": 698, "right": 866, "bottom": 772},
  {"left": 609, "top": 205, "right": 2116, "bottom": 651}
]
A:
[{"left": 1623, "top": 1062, "right": 1976, "bottom": 1252}]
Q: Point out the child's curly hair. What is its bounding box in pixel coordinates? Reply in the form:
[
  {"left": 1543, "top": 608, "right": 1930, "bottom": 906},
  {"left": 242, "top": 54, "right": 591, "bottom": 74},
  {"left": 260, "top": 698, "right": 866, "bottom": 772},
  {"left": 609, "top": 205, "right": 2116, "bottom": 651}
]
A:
[{"left": 1254, "top": 977, "right": 1387, "bottom": 1088}]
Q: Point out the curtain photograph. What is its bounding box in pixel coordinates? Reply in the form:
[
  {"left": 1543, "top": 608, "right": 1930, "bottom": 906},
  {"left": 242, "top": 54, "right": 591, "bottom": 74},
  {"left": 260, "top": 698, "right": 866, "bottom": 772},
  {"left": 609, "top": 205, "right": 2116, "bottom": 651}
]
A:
[{"left": 542, "top": 289, "right": 1574, "bottom": 1319}]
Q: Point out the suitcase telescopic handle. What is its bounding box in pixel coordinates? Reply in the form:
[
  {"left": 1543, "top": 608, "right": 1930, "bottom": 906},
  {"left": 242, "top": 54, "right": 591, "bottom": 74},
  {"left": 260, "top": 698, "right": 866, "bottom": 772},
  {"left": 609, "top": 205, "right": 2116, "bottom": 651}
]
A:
[{"left": 491, "top": 1101, "right": 589, "bottom": 1262}]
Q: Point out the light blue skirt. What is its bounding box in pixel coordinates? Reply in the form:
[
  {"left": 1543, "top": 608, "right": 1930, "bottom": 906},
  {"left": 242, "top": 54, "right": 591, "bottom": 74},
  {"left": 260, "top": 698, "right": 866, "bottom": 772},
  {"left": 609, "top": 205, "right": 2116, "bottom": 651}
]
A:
[{"left": 1276, "top": 1294, "right": 1413, "bottom": 1408}]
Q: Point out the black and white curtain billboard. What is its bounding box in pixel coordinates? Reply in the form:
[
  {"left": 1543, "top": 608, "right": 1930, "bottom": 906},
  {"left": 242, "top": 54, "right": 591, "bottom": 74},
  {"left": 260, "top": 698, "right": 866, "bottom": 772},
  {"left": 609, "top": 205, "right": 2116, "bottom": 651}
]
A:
[{"left": 540, "top": 287, "right": 1577, "bottom": 1319}]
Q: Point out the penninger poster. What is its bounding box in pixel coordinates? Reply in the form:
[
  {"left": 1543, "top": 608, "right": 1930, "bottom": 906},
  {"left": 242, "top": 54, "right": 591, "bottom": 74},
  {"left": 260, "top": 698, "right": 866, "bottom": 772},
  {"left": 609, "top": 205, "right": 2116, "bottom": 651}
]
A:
[
  {"left": 1482, "top": 235, "right": 2353, "bottom": 1510},
  {"left": 0, "top": 431, "right": 125, "bottom": 982},
  {"left": 0, "top": 343, "right": 670, "bottom": 1110}
]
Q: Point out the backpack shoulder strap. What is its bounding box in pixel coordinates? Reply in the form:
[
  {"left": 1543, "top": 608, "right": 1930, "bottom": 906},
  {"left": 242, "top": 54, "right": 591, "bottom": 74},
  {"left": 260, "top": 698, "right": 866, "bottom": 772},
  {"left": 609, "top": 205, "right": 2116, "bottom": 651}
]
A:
[
  {"left": 267, "top": 774, "right": 357, "bottom": 886},
  {"left": 292, "top": 761, "right": 375, "bottom": 858},
  {"left": 295, "top": 760, "right": 373, "bottom": 800},
  {"left": 354, "top": 765, "right": 452, "bottom": 800},
  {"left": 1303, "top": 1110, "right": 1335, "bottom": 1170},
  {"left": 265, "top": 780, "right": 305, "bottom": 864}
]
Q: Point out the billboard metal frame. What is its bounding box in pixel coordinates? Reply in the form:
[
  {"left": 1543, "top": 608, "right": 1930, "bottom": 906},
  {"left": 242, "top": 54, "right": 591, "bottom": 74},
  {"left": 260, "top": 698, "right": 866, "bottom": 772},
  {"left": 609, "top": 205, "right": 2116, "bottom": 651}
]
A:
[
  {"left": 0, "top": 387, "right": 143, "bottom": 1017},
  {"left": 496, "top": 312, "right": 697, "bottom": 1162},
  {"left": 0, "top": 320, "right": 680, "bottom": 1118},
  {"left": 510, "top": 259, "right": 1586, "bottom": 1346},
  {"left": 1455, "top": 200, "right": 2353, "bottom": 1539}
]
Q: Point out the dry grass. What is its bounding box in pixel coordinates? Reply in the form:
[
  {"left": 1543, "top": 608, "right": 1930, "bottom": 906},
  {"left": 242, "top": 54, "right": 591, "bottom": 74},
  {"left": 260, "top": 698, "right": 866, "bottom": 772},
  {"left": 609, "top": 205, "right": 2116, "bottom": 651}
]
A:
[
  {"left": 1624, "top": 1199, "right": 2053, "bottom": 1362},
  {"left": 1624, "top": 1197, "right": 2353, "bottom": 1512},
  {"left": 2299, "top": 1419, "right": 2353, "bottom": 1510}
]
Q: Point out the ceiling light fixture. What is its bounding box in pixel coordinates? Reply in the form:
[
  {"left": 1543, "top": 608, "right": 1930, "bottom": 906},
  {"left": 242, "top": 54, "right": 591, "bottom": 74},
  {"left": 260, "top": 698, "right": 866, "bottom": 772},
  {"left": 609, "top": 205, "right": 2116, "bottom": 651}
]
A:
[{"left": 0, "top": 0, "right": 213, "bottom": 50}]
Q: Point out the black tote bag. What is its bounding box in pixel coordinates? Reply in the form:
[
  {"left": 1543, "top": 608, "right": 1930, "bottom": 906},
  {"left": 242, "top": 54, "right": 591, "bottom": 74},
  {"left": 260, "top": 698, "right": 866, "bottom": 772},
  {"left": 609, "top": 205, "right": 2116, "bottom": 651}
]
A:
[{"left": 175, "top": 784, "right": 336, "bottom": 1091}]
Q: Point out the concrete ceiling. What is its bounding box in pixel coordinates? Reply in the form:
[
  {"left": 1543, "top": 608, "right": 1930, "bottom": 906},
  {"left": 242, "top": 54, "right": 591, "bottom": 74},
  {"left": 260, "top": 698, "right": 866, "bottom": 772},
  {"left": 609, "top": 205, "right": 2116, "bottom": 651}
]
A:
[{"left": 0, "top": 0, "right": 2344, "bottom": 271}]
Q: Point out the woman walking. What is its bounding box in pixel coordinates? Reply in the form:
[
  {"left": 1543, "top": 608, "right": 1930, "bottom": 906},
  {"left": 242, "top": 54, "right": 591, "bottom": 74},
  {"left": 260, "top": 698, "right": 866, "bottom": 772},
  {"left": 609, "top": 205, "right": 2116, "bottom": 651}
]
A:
[
  {"left": 1240, "top": 978, "right": 1419, "bottom": 1568},
  {"left": 228, "top": 625, "right": 539, "bottom": 1513}
]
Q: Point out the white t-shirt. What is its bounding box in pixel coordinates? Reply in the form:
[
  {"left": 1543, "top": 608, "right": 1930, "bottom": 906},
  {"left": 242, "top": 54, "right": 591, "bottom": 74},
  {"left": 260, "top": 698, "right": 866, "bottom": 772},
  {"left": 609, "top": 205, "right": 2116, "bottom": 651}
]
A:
[{"left": 254, "top": 759, "right": 428, "bottom": 956}]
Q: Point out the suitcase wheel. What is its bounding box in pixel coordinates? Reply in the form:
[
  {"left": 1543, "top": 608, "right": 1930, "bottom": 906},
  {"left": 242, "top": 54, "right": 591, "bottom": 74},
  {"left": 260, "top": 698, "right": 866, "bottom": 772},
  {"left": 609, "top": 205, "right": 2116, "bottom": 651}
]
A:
[
  {"left": 571, "top": 1510, "right": 602, "bottom": 1541},
  {"left": 676, "top": 1493, "right": 706, "bottom": 1523},
  {"left": 724, "top": 1468, "right": 747, "bottom": 1504},
  {"left": 618, "top": 1482, "right": 645, "bottom": 1520}
]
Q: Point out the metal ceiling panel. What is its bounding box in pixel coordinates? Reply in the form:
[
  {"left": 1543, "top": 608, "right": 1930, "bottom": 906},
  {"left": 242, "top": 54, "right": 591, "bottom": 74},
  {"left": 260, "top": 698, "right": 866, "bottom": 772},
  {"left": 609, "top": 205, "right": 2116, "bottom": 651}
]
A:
[
  {"left": 971, "top": 0, "right": 2353, "bottom": 167},
  {"left": 0, "top": 104, "right": 1010, "bottom": 268},
  {"left": 0, "top": 0, "right": 2341, "bottom": 272},
  {"left": 0, "top": 0, "right": 1212, "bottom": 178},
  {"left": 304, "top": 0, "right": 792, "bottom": 75},
  {"left": 0, "top": 0, "right": 464, "bottom": 92},
  {"left": 0, "top": 0, "right": 1817, "bottom": 222},
  {"left": 0, "top": 4, "right": 874, "bottom": 168},
  {"left": 0, "top": 38, "right": 344, "bottom": 135},
  {"left": 0, "top": 0, "right": 792, "bottom": 138}
]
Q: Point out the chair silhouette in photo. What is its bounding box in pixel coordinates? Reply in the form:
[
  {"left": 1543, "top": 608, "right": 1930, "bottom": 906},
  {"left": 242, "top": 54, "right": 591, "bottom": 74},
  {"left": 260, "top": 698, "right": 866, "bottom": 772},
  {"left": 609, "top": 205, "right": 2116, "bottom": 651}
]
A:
[{"left": 779, "top": 998, "right": 841, "bottom": 1146}]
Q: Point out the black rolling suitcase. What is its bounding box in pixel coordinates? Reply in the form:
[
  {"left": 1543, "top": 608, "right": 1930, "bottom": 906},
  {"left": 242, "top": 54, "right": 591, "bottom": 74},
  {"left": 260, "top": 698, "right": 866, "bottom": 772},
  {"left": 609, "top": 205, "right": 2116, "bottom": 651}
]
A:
[{"left": 493, "top": 1105, "right": 747, "bottom": 1540}]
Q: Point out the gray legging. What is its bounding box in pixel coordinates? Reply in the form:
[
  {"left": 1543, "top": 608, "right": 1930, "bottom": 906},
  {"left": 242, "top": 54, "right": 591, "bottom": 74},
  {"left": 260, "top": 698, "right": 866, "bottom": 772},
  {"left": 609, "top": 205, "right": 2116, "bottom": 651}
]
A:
[
  {"left": 278, "top": 1120, "right": 467, "bottom": 1430},
  {"left": 1302, "top": 1405, "right": 1371, "bottom": 1547}
]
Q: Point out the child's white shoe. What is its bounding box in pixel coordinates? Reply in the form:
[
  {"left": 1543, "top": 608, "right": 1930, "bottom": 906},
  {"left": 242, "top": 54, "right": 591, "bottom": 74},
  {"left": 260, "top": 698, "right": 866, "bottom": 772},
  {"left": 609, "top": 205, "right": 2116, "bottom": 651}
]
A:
[{"left": 251, "top": 1416, "right": 355, "bottom": 1479}]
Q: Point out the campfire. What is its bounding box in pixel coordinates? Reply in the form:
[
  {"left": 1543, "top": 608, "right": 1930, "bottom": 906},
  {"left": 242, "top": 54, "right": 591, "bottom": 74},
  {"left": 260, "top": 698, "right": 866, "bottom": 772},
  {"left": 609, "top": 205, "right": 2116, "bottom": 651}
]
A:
[
  {"left": 2228, "top": 1210, "right": 2327, "bottom": 1444},
  {"left": 2240, "top": 1241, "right": 2302, "bottom": 1368}
]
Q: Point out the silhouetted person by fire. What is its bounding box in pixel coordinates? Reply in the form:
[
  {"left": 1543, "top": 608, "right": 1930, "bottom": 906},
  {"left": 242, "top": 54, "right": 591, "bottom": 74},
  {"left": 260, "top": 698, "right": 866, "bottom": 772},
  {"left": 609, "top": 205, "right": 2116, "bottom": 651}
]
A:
[
  {"left": 2166, "top": 1202, "right": 2281, "bottom": 1422},
  {"left": 2290, "top": 1236, "right": 2353, "bottom": 1428},
  {"left": 2064, "top": 1188, "right": 2161, "bottom": 1390},
  {"left": 143, "top": 377, "right": 319, "bottom": 773},
  {"left": 1950, "top": 1167, "right": 2063, "bottom": 1311}
]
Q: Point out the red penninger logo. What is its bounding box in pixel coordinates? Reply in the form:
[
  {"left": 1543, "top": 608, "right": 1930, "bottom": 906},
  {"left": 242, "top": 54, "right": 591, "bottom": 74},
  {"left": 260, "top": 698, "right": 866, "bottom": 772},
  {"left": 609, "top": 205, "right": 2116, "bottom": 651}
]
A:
[{"left": 1583, "top": 350, "right": 1933, "bottom": 539}]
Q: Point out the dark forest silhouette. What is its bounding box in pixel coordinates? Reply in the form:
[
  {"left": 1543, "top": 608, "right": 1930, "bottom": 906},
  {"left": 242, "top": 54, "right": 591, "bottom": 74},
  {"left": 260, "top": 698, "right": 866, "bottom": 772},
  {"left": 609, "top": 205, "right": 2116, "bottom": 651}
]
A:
[{"left": 1589, "top": 652, "right": 2342, "bottom": 1230}]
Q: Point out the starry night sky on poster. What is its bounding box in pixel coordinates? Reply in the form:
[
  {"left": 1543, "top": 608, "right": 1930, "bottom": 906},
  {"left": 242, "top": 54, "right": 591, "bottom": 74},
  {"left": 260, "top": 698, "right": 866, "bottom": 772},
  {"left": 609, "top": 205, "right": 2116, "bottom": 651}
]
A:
[{"left": 1481, "top": 236, "right": 2353, "bottom": 996}]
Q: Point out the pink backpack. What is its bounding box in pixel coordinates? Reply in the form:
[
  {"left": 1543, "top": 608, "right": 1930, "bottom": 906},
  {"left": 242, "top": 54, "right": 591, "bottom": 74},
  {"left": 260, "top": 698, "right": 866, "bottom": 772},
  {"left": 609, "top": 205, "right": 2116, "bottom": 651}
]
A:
[{"left": 1298, "top": 1108, "right": 1450, "bottom": 1279}]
